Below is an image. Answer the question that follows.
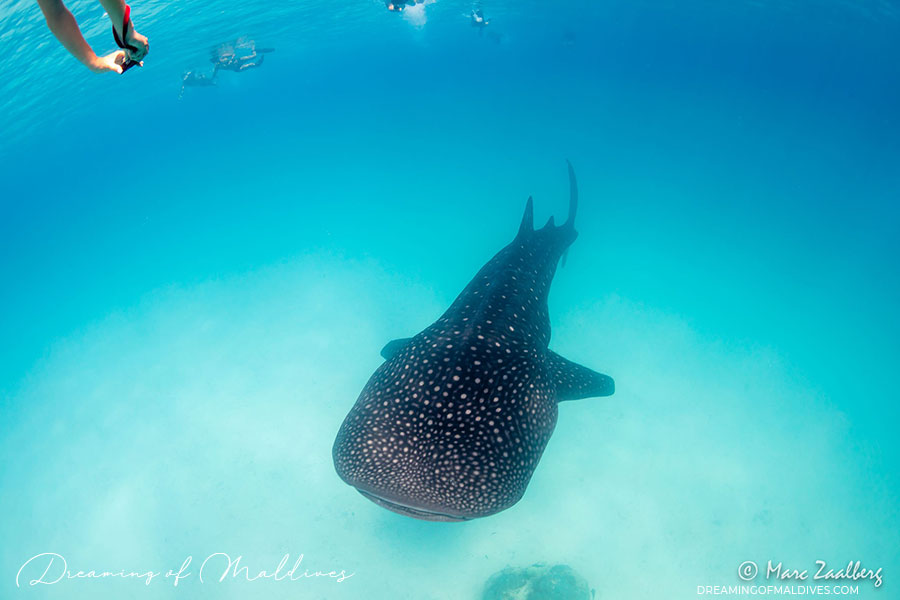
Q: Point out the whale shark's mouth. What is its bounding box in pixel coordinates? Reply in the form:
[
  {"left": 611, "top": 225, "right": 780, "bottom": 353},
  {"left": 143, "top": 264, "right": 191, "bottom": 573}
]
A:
[{"left": 356, "top": 489, "right": 470, "bottom": 522}]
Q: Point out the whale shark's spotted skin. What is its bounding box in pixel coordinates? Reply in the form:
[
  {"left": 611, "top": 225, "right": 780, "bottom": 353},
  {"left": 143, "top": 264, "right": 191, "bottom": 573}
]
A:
[{"left": 333, "top": 163, "right": 614, "bottom": 521}]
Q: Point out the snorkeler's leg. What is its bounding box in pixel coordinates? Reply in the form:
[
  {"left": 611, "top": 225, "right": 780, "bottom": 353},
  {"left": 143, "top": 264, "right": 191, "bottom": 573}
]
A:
[{"left": 237, "top": 54, "right": 265, "bottom": 71}]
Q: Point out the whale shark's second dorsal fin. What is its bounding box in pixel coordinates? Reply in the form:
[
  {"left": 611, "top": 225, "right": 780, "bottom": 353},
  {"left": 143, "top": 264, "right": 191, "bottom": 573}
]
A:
[{"left": 547, "top": 350, "right": 615, "bottom": 401}]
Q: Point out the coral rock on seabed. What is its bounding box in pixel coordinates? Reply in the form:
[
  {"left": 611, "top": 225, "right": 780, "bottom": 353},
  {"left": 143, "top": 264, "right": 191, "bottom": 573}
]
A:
[{"left": 481, "top": 563, "right": 593, "bottom": 600}]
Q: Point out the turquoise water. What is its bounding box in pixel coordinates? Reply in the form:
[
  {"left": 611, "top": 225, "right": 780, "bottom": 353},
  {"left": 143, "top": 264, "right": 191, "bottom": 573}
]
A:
[{"left": 1, "top": 0, "right": 898, "bottom": 598}]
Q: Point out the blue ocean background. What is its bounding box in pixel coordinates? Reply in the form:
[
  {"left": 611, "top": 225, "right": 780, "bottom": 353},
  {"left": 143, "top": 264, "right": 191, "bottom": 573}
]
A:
[{"left": 1, "top": 0, "right": 898, "bottom": 598}]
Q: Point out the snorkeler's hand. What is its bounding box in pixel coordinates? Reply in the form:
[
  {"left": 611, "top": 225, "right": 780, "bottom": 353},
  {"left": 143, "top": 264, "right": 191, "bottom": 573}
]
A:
[
  {"left": 125, "top": 25, "right": 149, "bottom": 61},
  {"left": 90, "top": 50, "right": 128, "bottom": 73}
]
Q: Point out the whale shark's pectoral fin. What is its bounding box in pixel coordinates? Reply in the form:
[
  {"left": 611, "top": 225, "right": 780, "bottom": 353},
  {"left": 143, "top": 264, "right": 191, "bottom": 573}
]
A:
[
  {"left": 547, "top": 350, "right": 615, "bottom": 401},
  {"left": 381, "top": 337, "right": 414, "bottom": 360}
]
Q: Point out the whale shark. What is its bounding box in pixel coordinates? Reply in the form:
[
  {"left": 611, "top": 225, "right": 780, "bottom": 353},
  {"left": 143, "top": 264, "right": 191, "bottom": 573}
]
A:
[{"left": 332, "top": 162, "right": 615, "bottom": 521}]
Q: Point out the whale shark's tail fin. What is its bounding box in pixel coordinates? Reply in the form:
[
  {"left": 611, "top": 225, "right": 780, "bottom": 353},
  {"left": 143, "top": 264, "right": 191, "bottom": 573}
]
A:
[
  {"left": 559, "top": 160, "right": 578, "bottom": 266},
  {"left": 564, "top": 159, "right": 577, "bottom": 230}
]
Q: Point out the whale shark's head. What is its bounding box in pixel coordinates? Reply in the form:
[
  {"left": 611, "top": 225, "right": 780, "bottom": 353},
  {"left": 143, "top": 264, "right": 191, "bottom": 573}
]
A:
[{"left": 332, "top": 327, "right": 557, "bottom": 522}]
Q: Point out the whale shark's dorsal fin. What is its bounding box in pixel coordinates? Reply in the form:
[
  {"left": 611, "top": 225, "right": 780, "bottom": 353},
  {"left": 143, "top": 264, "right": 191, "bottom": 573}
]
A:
[
  {"left": 518, "top": 196, "right": 534, "bottom": 238},
  {"left": 518, "top": 162, "right": 577, "bottom": 237}
]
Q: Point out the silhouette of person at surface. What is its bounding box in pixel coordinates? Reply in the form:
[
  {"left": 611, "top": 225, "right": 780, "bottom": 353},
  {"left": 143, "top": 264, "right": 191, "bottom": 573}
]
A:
[
  {"left": 180, "top": 37, "right": 273, "bottom": 99},
  {"left": 471, "top": 8, "right": 490, "bottom": 28},
  {"left": 385, "top": 0, "right": 423, "bottom": 12},
  {"left": 179, "top": 70, "right": 216, "bottom": 100},
  {"left": 210, "top": 37, "right": 273, "bottom": 75}
]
